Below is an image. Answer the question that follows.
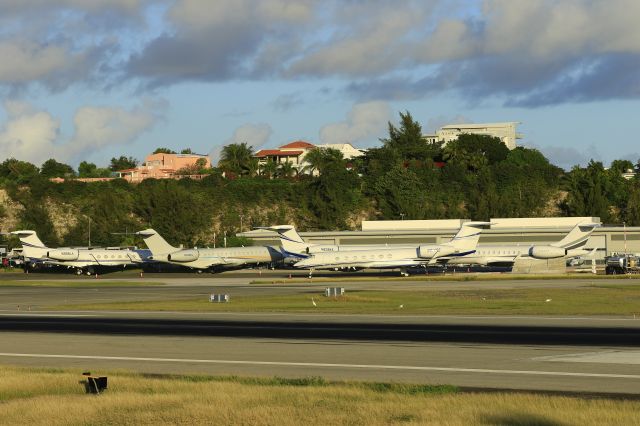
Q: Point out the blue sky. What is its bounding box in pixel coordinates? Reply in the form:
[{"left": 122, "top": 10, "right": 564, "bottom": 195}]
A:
[{"left": 1, "top": 0, "right": 639, "bottom": 170}]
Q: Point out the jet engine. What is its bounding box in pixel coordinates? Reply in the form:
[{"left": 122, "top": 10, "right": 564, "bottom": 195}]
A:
[
  {"left": 47, "top": 249, "right": 79, "bottom": 261},
  {"left": 167, "top": 250, "right": 200, "bottom": 262},
  {"left": 528, "top": 246, "right": 567, "bottom": 259}
]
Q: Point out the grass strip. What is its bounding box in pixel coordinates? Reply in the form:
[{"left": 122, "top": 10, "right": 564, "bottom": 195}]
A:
[
  {"left": 49, "top": 285, "right": 640, "bottom": 315},
  {"left": 0, "top": 280, "right": 163, "bottom": 287},
  {"left": 0, "top": 365, "right": 637, "bottom": 426}
]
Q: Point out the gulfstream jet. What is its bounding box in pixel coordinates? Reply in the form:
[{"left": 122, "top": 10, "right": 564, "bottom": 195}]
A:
[
  {"left": 12, "top": 230, "right": 143, "bottom": 275},
  {"left": 266, "top": 222, "right": 491, "bottom": 276},
  {"left": 259, "top": 225, "right": 425, "bottom": 259},
  {"left": 136, "top": 229, "right": 283, "bottom": 273},
  {"left": 438, "top": 221, "right": 601, "bottom": 267}
]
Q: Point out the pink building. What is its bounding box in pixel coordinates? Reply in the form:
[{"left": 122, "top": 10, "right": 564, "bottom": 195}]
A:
[{"left": 117, "top": 153, "right": 211, "bottom": 183}]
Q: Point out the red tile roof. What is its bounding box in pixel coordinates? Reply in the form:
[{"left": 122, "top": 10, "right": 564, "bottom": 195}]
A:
[
  {"left": 255, "top": 149, "right": 304, "bottom": 157},
  {"left": 279, "top": 140, "right": 315, "bottom": 149}
]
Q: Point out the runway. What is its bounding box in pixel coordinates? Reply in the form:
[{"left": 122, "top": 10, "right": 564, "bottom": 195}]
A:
[{"left": 1, "top": 276, "right": 640, "bottom": 395}]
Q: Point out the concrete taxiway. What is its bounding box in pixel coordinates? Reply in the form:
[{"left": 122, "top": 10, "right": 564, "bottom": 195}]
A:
[{"left": 1, "top": 275, "right": 640, "bottom": 395}]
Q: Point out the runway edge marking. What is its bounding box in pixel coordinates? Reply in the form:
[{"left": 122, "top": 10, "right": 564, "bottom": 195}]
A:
[{"left": 1, "top": 352, "right": 639, "bottom": 379}]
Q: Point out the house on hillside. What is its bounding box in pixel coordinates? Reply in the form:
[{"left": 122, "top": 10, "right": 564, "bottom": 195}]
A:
[
  {"left": 116, "top": 152, "right": 211, "bottom": 183},
  {"left": 254, "top": 140, "right": 364, "bottom": 175}
]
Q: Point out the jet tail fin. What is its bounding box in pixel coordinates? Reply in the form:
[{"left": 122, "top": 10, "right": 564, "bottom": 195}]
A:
[
  {"left": 10, "top": 230, "right": 48, "bottom": 259},
  {"left": 442, "top": 221, "right": 491, "bottom": 253},
  {"left": 11, "top": 230, "right": 46, "bottom": 248},
  {"left": 136, "top": 229, "right": 177, "bottom": 255},
  {"left": 256, "top": 225, "right": 308, "bottom": 257},
  {"left": 551, "top": 222, "right": 600, "bottom": 250}
]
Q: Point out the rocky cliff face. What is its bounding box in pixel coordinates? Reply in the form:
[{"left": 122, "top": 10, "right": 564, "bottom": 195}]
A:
[{"left": 0, "top": 189, "right": 23, "bottom": 233}]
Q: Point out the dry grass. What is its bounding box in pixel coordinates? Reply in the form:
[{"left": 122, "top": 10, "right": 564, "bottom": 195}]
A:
[{"left": 0, "top": 366, "right": 638, "bottom": 425}]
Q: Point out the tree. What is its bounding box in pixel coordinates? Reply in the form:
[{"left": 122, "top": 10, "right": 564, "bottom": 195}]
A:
[
  {"left": 78, "top": 161, "right": 111, "bottom": 178},
  {"left": 109, "top": 156, "right": 139, "bottom": 171},
  {"left": 301, "top": 162, "right": 363, "bottom": 230},
  {"left": 301, "top": 148, "right": 324, "bottom": 175},
  {"left": 134, "top": 179, "right": 210, "bottom": 245},
  {"left": 218, "top": 142, "right": 254, "bottom": 176},
  {"left": 301, "top": 148, "right": 345, "bottom": 175},
  {"left": 175, "top": 157, "right": 211, "bottom": 175},
  {"left": 40, "top": 159, "right": 75, "bottom": 178},
  {"left": 277, "top": 161, "right": 297, "bottom": 179},
  {"left": 380, "top": 111, "right": 443, "bottom": 161},
  {"left": 246, "top": 157, "right": 260, "bottom": 177},
  {"left": 180, "top": 148, "right": 194, "bottom": 154},
  {"left": 562, "top": 161, "right": 613, "bottom": 222},
  {"left": 373, "top": 165, "right": 431, "bottom": 219},
  {"left": 259, "top": 159, "right": 278, "bottom": 179},
  {"left": 153, "top": 148, "right": 177, "bottom": 154},
  {"left": 443, "top": 134, "right": 509, "bottom": 171},
  {"left": 0, "top": 158, "right": 39, "bottom": 184},
  {"left": 610, "top": 159, "right": 635, "bottom": 174}
]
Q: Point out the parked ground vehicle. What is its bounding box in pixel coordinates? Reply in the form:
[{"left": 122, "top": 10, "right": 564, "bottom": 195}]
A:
[{"left": 605, "top": 254, "right": 640, "bottom": 274}]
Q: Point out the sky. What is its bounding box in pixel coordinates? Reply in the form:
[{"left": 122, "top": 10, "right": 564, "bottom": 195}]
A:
[{"left": 1, "top": 0, "right": 639, "bottom": 171}]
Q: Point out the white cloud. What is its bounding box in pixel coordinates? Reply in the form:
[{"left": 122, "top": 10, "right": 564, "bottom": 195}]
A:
[
  {"left": 0, "top": 99, "right": 164, "bottom": 166},
  {"left": 319, "top": 101, "right": 391, "bottom": 147},
  {"left": 0, "top": 101, "right": 60, "bottom": 165},
  {"left": 210, "top": 123, "right": 273, "bottom": 164},
  {"left": 0, "top": 0, "right": 639, "bottom": 106},
  {"left": 0, "top": 39, "right": 90, "bottom": 87},
  {"left": 66, "top": 99, "right": 166, "bottom": 159}
]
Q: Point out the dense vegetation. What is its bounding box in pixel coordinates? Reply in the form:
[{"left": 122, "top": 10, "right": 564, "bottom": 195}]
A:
[{"left": 1, "top": 112, "right": 639, "bottom": 249}]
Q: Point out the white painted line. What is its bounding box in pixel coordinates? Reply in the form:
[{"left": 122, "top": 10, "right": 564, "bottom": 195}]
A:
[
  {"left": 1, "top": 309, "right": 637, "bottom": 322},
  {"left": 534, "top": 350, "right": 640, "bottom": 365},
  {"left": 1, "top": 352, "right": 639, "bottom": 379}
]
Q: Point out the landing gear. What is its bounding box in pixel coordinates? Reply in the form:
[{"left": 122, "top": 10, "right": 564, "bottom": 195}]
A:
[
  {"left": 76, "top": 268, "right": 83, "bottom": 276},
  {"left": 308, "top": 268, "right": 314, "bottom": 278}
]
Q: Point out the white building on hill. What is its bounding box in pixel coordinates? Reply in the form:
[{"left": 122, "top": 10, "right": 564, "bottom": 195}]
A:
[{"left": 425, "top": 122, "right": 522, "bottom": 150}]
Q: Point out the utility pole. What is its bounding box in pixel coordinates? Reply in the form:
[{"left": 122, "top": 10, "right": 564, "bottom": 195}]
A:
[
  {"left": 400, "top": 213, "right": 405, "bottom": 221},
  {"left": 239, "top": 214, "right": 244, "bottom": 233},
  {"left": 224, "top": 231, "right": 227, "bottom": 248},
  {"left": 88, "top": 217, "right": 91, "bottom": 247}
]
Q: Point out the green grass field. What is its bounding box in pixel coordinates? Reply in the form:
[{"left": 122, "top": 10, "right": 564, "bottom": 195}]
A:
[
  {"left": 49, "top": 284, "right": 640, "bottom": 315},
  {"left": 0, "top": 366, "right": 638, "bottom": 425}
]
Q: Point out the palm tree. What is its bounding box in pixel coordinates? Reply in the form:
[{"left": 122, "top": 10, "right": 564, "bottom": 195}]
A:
[
  {"left": 218, "top": 142, "right": 254, "bottom": 175},
  {"left": 246, "top": 157, "right": 260, "bottom": 177},
  {"left": 301, "top": 148, "right": 345, "bottom": 175},
  {"left": 301, "top": 148, "right": 325, "bottom": 175},
  {"left": 277, "top": 161, "right": 297, "bottom": 179},
  {"left": 259, "top": 159, "right": 278, "bottom": 179}
]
